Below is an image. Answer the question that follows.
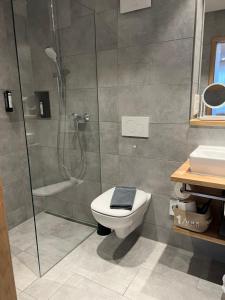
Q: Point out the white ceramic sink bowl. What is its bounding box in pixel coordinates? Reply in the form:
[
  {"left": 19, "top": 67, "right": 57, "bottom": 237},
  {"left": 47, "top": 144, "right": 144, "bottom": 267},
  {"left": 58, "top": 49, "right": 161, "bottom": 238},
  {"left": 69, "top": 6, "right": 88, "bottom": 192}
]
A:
[{"left": 190, "top": 145, "right": 225, "bottom": 177}]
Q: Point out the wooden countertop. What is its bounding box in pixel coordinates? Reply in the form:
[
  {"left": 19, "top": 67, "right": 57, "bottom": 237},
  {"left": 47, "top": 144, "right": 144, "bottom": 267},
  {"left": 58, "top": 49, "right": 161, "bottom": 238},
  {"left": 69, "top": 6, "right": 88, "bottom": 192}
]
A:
[
  {"left": 0, "top": 181, "right": 17, "bottom": 300},
  {"left": 171, "top": 160, "right": 225, "bottom": 190},
  {"left": 190, "top": 119, "right": 225, "bottom": 127}
]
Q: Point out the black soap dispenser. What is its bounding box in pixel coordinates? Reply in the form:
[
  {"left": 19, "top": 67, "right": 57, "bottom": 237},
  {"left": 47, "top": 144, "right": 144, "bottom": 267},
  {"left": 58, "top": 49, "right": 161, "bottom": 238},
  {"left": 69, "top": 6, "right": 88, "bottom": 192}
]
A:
[{"left": 4, "top": 90, "right": 13, "bottom": 112}]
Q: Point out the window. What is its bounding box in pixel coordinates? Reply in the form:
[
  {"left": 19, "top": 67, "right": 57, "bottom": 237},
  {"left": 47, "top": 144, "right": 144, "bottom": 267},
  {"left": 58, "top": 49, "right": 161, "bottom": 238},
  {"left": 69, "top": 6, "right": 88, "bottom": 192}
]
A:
[{"left": 209, "top": 37, "right": 225, "bottom": 116}]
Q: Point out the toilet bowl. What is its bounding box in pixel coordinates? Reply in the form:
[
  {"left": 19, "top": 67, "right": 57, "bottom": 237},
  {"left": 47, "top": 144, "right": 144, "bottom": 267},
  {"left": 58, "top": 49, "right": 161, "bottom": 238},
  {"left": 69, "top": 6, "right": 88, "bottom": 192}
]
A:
[{"left": 91, "top": 188, "right": 151, "bottom": 239}]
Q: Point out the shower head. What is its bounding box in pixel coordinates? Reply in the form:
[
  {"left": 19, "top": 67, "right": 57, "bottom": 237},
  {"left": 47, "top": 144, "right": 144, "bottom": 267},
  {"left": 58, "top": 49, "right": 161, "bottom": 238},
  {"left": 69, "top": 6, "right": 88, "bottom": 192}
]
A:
[{"left": 45, "top": 47, "right": 57, "bottom": 63}]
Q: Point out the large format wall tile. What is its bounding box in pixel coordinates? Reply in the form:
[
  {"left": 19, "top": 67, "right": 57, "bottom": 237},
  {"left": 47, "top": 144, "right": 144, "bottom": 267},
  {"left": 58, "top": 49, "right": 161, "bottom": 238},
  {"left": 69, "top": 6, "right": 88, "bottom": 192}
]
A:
[
  {"left": 98, "top": 87, "right": 119, "bottom": 122},
  {"left": 119, "top": 155, "right": 179, "bottom": 196},
  {"left": 118, "top": 7, "right": 154, "bottom": 48},
  {"left": 66, "top": 88, "right": 98, "bottom": 122},
  {"left": 118, "top": 0, "right": 195, "bottom": 48},
  {"left": 3, "top": 177, "right": 32, "bottom": 229},
  {"left": 95, "top": 0, "right": 119, "bottom": 13},
  {"left": 71, "top": 180, "right": 100, "bottom": 223},
  {"left": 146, "top": 84, "right": 191, "bottom": 123},
  {"left": 63, "top": 54, "right": 97, "bottom": 89},
  {"left": 152, "top": 0, "right": 195, "bottom": 42},
  {"left": 40, "top": 147, "right": 63, "bottom": 185},
  {"left": 117, "top": 38, "right": 193, "bottom": 86},
  {"left": 101, "top": 154, "right": 120, "bottom": 185},
  {"left": 96, "top": 9, "right": 118, "bottom": 51},
  {"left": 100, "top": 122, "right": 119, "bottom": 154},
  {"left": 76, "top": 0, "right": 119, "bottom": 13},
  {"left": 34, "top": 120, "right": 58, "bottom": 148},
  {"left": 118, "top": 44, "right": 152, "bottom": 65},
  {"left": 0, "top": 120, "right": 26, "bottom": 155},
  {"left": 28, "top": 146, "right": 45, "bottom": 189},
  {"left": 150, "top": 39, "right": 193, "bottom": 85},
  {"left": 118, "top": 62, "right": 152, "bottom": 86},
  {"left": 117, "top": 84, "right": 190, "bottom": 123},
  {"left": 0, "top": 0, "right": 20, "bottom": 90},
  {"left": 59, "top": 14, "right": 95, "bottom": 56},
  {"left": 56, "top": 0, "right": 94, "bottom": 30},
  {"left": 144, "top": 193, "right": 173, "bottom": 230},
  {"left": 119, "top": 124, "right": 188, "bottom": 162},
  {"left": 0, "top": 151, "right": 29, "bottom": 187},
  {"left": 41, "top": 195, "right": 74, "bottom": 219},
  {"left": 97, "top": 49, "right": 118, "bottom": 87},
  {"left": 117, "top": 85, "right": 152, "bottom": 117}
]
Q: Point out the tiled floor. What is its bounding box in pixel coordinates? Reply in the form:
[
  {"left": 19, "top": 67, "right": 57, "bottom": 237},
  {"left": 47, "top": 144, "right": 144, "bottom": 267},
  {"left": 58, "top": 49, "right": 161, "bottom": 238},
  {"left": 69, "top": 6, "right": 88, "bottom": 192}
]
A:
[
  {"left": 15, "top": 230, "right": 224, "bottom": 300},
  {"left": 9, "top": 212, "right": 95, "bottom": 290}
]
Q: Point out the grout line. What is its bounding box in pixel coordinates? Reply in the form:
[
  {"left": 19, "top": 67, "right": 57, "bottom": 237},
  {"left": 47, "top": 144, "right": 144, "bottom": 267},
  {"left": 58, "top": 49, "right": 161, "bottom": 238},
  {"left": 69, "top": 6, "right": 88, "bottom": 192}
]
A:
[
  {"left": 122, "top": 267, "right": 141, "bottom": 297},
  {"left": 66, "top": 268, "right": 130, "bottom": 297},
  {"left": 60, "top": 37, "right": 193, "bottom": 59},
  {"left": 39, "top": 230, "right": 96, "bottom": 277},
  {"left": 96, "top": 37, "right": 194, "bottom": 54},
  {"left": 45, "top": 211, "right": 97, "bottom": 228}
]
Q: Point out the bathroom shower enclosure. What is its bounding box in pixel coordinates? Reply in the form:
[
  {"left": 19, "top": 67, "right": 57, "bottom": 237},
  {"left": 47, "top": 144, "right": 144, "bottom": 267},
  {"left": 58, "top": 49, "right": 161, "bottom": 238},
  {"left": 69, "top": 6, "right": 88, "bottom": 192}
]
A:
[{"left": 11, "top": 0, "right": 101, "bottom": 275}]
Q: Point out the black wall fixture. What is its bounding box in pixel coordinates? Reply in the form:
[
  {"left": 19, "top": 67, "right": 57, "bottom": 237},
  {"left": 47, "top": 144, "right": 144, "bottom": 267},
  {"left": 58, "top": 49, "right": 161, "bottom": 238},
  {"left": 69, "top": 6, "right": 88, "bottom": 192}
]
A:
[
  {"left": 4, "top": 90, "right": 13, "bottom": 112},
  {"left": 35, "top": 91, "right": 51, "bottom": 118}
]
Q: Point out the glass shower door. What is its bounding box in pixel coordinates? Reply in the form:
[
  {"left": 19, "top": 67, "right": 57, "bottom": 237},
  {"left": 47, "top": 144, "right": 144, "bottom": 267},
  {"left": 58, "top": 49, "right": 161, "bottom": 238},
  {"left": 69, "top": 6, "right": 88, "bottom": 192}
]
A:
[{"left": 12, "top": 0, "right": 100, "bottom": 275}]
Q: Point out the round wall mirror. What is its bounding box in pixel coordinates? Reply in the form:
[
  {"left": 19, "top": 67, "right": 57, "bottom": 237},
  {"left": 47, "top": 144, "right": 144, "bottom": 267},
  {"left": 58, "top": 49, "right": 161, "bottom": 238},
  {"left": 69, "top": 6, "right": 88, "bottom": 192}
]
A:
[{"left": 202, "top": 83, "right": 225, "bottom": 108}]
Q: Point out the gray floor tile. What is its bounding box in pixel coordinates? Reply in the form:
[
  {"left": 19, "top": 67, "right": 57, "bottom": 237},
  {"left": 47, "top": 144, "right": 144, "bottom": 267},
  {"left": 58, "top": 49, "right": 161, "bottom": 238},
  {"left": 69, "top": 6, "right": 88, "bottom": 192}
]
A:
[
  {"left": 11, "top": 215, "right": 223, "bottom": 300},
  {"left": 24, "top": 278, "right": 61, "bottom": 300},
  {"left": 10, "top": 212, "right": 95, "bottom": 278},
  {"left": 125, "top": 267, "right": 221, "bottom": 300},
  {"left": 12, "top": 256, "right": 37, "bottom": 291},
  {"left": 17, "top": 292, "right": 35, "bottom": 300},
  {"left": 50, "top": 274, "right": 127, "bottom": 300}
]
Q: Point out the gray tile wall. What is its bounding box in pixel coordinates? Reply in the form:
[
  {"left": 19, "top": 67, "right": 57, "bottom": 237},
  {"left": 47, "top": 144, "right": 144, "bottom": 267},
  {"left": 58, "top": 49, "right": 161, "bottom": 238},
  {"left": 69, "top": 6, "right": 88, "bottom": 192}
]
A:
[
  {"left": 0, "top": 0, "right": 33, "bottom": 229},
  {"left": 95, "top": 0, "right": 225, "bottom": 260}
]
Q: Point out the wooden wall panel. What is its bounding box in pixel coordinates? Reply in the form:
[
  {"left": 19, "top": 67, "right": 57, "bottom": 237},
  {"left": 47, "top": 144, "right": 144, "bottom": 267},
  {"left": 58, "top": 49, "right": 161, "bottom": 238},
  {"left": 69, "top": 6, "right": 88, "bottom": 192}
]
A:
[{"left": 0, "top": 181, "right": 17, "bottom": 300}]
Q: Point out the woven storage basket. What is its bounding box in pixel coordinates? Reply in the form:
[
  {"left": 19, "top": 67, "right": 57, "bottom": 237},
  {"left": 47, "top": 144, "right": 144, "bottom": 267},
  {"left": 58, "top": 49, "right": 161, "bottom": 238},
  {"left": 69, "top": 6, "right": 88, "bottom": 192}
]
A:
[{"left": 173, "top": 207, "right": 212, "bottom": 233}]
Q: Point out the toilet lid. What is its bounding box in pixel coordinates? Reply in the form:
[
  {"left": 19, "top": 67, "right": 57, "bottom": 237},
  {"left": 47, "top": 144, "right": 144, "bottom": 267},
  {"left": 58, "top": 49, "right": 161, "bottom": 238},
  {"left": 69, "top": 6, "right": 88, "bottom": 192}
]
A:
[{"left": 91, "top": 187, "right": 150, "bottom": 217}]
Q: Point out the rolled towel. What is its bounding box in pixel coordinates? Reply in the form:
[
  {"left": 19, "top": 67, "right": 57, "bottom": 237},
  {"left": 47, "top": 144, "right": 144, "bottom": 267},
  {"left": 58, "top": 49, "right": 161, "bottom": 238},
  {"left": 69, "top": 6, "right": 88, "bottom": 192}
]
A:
[{"left": 110, "top": 186, "right": 136, "bottom": 210}]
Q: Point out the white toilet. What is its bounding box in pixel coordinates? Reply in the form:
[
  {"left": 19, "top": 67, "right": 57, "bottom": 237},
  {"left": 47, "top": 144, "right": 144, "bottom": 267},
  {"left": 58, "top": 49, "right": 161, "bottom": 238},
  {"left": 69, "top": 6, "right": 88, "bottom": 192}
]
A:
[{"left": 91, "top": 187, "right": 151, "bottom": 239}]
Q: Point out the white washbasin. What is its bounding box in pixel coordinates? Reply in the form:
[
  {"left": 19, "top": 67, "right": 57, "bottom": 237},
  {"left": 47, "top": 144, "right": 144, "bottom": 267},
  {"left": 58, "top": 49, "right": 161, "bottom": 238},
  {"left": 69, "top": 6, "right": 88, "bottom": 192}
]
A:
[{"left": 190, "top": 145, "right": 225, "bottom": 177}]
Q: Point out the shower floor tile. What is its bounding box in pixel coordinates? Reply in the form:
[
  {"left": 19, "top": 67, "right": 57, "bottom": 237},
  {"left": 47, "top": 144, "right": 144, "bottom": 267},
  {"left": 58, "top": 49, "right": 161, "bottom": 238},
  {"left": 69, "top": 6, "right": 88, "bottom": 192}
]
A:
[{"left": 9, "top": 212, "right": 95, "bottom": 290}]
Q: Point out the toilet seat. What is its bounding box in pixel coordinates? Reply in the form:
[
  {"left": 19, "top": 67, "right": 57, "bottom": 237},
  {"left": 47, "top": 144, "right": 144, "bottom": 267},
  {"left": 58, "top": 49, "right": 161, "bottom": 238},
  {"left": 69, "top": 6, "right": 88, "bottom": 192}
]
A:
[{"left": 91, "top": 187, "right": 149, "bottom": 217}]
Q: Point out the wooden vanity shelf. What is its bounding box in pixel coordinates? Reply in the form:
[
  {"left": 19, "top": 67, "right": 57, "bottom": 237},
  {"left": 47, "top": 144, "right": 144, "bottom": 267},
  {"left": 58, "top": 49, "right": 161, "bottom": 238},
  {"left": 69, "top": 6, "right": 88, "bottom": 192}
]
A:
[
  {"left": 171, "top": 160, "right": 225, "bottom": 190},
  {"left": 173, "top": 224, "right": 225, "bottom": 246},
  {"left": 171, "top": 160, "right": 225, "bottom": 246},
  {"left": 190, "top": 119, "right": 225, "bottom": 127}
]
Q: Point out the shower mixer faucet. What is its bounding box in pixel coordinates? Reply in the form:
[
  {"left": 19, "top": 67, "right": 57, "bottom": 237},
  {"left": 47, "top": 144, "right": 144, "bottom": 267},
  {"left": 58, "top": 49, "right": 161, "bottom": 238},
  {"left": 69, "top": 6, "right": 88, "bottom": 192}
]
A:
[{"left": 72, "top": 112, "right": 90, "bottom": 124}]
